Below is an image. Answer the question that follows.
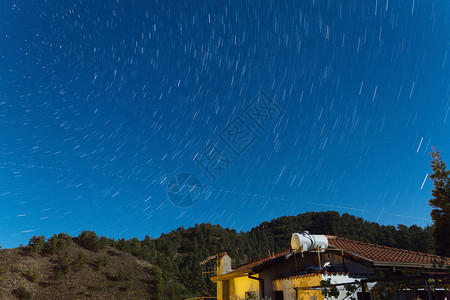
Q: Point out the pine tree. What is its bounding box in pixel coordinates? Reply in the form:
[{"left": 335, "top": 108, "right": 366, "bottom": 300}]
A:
[
  {"left": 428, "top": 148, "right": 450, "bottom": 257},
  {"left": 152, "top": 266, "right": 164, "bottom": 299},
  {"left": 28, "top": 236, "right": 45, "bottom": 255}
]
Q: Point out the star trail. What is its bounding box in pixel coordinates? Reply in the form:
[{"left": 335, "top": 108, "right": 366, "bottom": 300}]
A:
[{"left": 1, "top": 0, "right": 449, "bottom": 248}]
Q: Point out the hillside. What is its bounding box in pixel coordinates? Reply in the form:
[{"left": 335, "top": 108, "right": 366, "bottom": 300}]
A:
[
  {"left": 0, "top": 237, "right": 156, "bottom": 299},
  {"left": 0, "top": 211, "right": 438, "bottom": 299}
]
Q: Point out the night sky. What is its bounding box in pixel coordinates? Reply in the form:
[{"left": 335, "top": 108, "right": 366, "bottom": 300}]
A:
[{"left": 1, "top": 0, "right": 449, "bottom": 248}]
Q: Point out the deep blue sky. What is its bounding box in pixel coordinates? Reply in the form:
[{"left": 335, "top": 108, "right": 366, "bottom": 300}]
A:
[{"left": 1, "top": 0, "right": 449, "bottom": 248}]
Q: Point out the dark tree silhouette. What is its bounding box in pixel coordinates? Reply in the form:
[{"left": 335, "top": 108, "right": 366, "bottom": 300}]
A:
[{"left": 429, "top": 148, "right": 450, "bottom": 257}]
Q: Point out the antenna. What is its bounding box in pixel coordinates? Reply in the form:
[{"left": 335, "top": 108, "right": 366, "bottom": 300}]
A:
[
  {"left": 199, "top": 254, "right": 218, "bottom": 265},
  {"left": 199, "top": 254, "right": 218, "bottom": 278}
]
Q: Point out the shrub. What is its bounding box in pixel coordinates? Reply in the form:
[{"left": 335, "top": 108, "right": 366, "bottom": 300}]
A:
[
  {"left": 28, "top": 236, "right": 45, "bottom": 255},
  {"left": 26, "top": 269, "right": 40, "bottom": 282},
  {"left": 123, "top": 279, "right": 133, "bottom": 291},
  {"left": 98, "top": 236, "right": 109, "bottom": 250},
  {"left": 152, "top": 265, "right": 164, "bottom": 298},
  {"left": 55, "top": 237, "right": 68, "bottom": 252},
  {"left": 26, "top": 268, "right": 32, "bottom": 280},
  {"left": 31, "top": 270, "right": 40, "bottom": 283},
  {"left": 0, "top": 266, "right": 7, "bottom": 274},
  {"left": 116, "top": 267, "right": 126, "bottom": 281},
  {"left": 43, "top": 235, "right": 59, "bottom": 255},
  {"left": 72, "top": 252, "right": 88, "bottom": 270},
  {"left": 61, "top": 250, "right": 71, "bottom": 263},
  {"left": 55, "top": 236, "right": 70, "bottom": 252},
  {"left": 78, "top": 231, "right": 101, "bottom": 251},
  {"left": 127, "top": 238, "right": 142, "bottom": 256},
  {"left": 115, "top": 239, "right": 129, "bottom": 252},
  {"left": 57, "top": 233, "right": 73, "bottom": 244},
  {"left": 41, "top": 234, "right": 72, "bottom": 255},
  {"left": 96, "top": 255, "right": 109, "bottom": 270},
  {"left": 55, "top": 269, "right": 63, "bottom": 281},
  {"left": 15, "top": 286, "right": 32, "bottom": 299},
  {"left": 65, "top": 265, "right": 72, "bottom": 274},
  {"left": 244, "top": 293, "right": 258, "bottom": 300}
]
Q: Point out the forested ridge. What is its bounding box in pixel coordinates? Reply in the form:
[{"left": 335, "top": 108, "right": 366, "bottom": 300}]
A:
[
  {"left": 0, "top": 211, "right": 438, "bottom": 299},
  {"left": 97, "top": 211, "right": 437, "bottom": 297}
]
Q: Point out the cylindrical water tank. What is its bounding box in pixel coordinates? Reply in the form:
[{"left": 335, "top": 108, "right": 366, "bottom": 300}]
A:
[{"left": 291, "top": 232, "right": 328, "bottom": 252}]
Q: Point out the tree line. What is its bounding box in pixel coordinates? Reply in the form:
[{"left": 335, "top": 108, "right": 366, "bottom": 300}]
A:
[
  {"left": 21, "top": 149, "right": 450, "bottom": 298},
  {"left": 25, "top": 211, "right": 439, "bottom": 298}
]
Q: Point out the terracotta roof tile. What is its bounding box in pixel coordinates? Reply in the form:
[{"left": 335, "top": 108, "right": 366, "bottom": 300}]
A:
[
  {"left": 219, "top": 236, "right": 450, "bottom": 277},
  {"left": 326, "top": 235, "right": 450, "bottom": 266}
]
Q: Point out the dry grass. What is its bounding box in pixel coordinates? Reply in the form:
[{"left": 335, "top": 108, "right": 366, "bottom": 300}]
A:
[{"left": 0, "top": 243, "right": 156, "bottom": 299}]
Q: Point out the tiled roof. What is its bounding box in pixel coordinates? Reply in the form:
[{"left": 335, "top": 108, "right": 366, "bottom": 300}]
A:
[
  {"left": 214, "top": 236, "right": 450, "bottom": 279},
  {"left": 326, "top": 235, "right": 450, "bottom": 266}
]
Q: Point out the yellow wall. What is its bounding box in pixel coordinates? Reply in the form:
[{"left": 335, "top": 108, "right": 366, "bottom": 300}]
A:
[
  {"left": 293, "top": 274, "right": 324, "bottom": 300},
  {"left": 274, "top": 274, "right": 324, "bottom": 300},
  {"left": 233, "top": 275, "right": 260, "bottom": 299},
  {"left": 216, "top": 274, "right": 260, "bottom": 300},
  {"left": 216, "top": 273, "right": 324, "bottom": 300}
]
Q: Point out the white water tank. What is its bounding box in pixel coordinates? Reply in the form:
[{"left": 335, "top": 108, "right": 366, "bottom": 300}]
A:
[{"left": 291, "top": 232, "right": 328, "bottom": 252}]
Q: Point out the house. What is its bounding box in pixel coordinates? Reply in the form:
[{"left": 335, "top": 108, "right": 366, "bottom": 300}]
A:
[{"left": 210, "top": 232, "right": 450, "bottom": 300}]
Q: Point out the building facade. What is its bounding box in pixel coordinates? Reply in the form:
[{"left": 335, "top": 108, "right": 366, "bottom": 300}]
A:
[{"left": 210, "top": 234, "right": 450, "bottom": 300}]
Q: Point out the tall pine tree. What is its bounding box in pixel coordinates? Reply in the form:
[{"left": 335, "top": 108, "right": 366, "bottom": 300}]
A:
[{"left": 428, "top": 148, "right": 450, "bottom": 257}]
